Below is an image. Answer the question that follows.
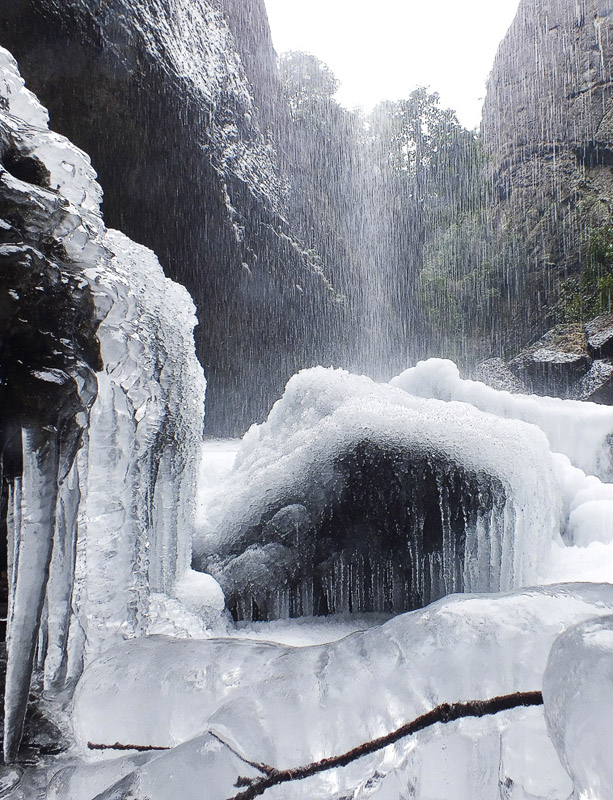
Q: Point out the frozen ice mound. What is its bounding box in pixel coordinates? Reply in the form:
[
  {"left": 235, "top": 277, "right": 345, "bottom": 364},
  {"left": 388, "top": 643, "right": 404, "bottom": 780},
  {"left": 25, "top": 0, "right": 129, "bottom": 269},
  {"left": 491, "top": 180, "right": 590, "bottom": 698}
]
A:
[
  {"left": 543, "top": 614, "right": 613, "bottom": 798},
  {"left": 392, "top": 358, "right": 613, "bottom": 585},
  {"left": 194, "top": 366, "right": 562, "bottom": 620},
  {"left": 391, "top": 358, "right": 613, "bottom": 480},
  {"left": 65, "top": 584, "right": 613, "bottom": 799}
]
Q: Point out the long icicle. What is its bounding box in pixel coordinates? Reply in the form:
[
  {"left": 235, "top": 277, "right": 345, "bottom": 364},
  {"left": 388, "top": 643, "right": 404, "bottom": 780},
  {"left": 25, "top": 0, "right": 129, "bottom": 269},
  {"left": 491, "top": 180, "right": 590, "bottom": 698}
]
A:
[{"left": 3, "top": 426, "right": 59, "bottom": 764}]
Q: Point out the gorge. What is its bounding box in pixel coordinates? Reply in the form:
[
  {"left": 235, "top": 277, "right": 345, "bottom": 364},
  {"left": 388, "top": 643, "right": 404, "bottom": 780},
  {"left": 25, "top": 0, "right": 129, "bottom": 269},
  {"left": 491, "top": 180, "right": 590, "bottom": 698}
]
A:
[{"left": 0, "top": 0, "right": 613, "bottom": 798}]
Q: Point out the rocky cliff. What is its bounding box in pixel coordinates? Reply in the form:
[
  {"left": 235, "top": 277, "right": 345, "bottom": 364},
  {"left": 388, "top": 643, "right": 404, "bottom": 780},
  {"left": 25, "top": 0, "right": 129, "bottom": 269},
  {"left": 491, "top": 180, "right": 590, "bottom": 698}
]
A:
[
  {"left": 482, "top": 0, "right": 613, "bottom": 336},
  {"left": 0, "top": 0, "right": 341, "bottom": 435}
]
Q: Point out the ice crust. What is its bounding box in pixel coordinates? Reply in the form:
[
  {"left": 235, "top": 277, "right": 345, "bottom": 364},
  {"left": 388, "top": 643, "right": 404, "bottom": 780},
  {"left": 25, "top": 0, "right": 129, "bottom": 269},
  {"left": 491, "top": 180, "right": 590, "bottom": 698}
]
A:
[
  {"left": 391, "top": 359, "right": 613, "bottom": 583},
  {"left": 391, "top": 358, "right": 613, "bottom": 480},
  {"left": 65, "top": 584, "right": 613, "bottom": 800}
]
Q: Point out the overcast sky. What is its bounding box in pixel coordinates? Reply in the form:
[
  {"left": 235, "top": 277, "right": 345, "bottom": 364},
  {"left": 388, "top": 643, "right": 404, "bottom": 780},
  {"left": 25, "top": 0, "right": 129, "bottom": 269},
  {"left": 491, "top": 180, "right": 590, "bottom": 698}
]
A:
[{"left": 263, "top": 0, "right": 521, "bottom": 130}]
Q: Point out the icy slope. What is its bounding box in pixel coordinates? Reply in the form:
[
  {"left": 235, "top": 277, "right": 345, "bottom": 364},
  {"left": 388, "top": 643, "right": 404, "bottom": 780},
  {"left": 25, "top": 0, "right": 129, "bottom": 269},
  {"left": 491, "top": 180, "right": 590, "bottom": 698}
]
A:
[{"left": 0, "top": 46, "right": 206, "bottom": 760}]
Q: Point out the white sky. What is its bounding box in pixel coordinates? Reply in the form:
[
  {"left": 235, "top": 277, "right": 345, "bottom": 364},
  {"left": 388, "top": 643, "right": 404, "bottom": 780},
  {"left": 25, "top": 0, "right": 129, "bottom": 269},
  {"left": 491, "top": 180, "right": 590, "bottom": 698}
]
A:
[{"left": 263, "top": 0, "right": 521, "bottom": 130}]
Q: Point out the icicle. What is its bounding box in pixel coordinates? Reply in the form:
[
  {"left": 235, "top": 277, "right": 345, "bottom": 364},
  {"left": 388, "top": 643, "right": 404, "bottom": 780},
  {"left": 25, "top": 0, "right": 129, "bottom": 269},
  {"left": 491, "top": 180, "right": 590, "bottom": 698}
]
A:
[
  {"left": 4, "top": 426, "right": 59, "bottom": 764},
  {"left": 43, "top": 461, "right": 80, "bottom": 692}
]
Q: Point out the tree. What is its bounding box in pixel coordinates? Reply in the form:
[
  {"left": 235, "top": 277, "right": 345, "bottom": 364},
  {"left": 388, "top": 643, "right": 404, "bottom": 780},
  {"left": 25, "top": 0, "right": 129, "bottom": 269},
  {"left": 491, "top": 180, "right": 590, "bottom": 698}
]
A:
[{"left": 279, "top": 51, "right": 340, "bottom": 119}]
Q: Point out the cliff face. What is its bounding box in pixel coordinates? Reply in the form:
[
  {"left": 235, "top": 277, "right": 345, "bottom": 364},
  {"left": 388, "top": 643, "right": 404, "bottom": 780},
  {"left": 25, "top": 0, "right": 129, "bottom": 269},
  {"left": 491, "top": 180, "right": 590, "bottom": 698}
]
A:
[
  {"left": 482, "top": 0, "right": 613, "bottom": 334},
  {"left": 0, "top": 0, "right": 340, "bottom": 434}
]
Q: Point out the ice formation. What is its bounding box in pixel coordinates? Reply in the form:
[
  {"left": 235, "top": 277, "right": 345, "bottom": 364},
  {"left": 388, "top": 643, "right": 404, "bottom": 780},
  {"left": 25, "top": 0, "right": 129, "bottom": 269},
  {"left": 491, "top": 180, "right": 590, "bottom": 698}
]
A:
[
  {"left": 194, "top": 366, "right": 563, "bottom": 620},
  {"left": 2, "top": 32, "right": 613, "bottom": 800},
  {"left": 543, "top": 615, "right": 613, "bottom": 798},
  {"left": 0, "top": 46, "right": 206, "bottom": 762},
  {"left": 58, "top": 585, "right": 613, "bottom": 799},
  {"left": 391, "top": 358, "right": 613, "bottom": 480},
  {"left": 392, "top": 358, "right": 613, "bottom": 583}
]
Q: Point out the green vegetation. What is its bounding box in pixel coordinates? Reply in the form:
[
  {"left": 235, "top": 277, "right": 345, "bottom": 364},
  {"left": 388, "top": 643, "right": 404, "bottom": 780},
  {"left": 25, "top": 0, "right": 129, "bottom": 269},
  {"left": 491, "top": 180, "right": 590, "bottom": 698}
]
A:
[{"left": 561, "top": 225, "right": 613, "bottom": 322}]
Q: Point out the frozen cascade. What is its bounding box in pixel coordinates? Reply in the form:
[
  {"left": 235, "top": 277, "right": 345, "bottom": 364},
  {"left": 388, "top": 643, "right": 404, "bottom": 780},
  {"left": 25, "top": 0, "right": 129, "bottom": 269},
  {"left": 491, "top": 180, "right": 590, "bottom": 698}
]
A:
[
  {"left": 0, "top": 46, "right": 206, "bottom": 761},
  {"left": 194, "top": 367, "right": 562, "bottom": 621},
  {"left": 74, "top": 229, "right": 206, "bottom": 659}
]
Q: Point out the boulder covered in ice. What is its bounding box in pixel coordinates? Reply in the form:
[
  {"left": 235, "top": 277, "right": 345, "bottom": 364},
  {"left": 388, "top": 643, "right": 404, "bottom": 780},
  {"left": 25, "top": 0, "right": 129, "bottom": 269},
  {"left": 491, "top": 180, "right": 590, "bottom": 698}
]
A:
[
  {"left": 63, "top": 584, "right": 613, "bottom": 800},
  {"left": 392, "top": 358, "right": 613, "bottom": 480},
  {"left": 194, "top": 367, "right": 562, "bottom": 621},
  {"left": 543, "top": 614, "right": 613, "bottom": 798}
]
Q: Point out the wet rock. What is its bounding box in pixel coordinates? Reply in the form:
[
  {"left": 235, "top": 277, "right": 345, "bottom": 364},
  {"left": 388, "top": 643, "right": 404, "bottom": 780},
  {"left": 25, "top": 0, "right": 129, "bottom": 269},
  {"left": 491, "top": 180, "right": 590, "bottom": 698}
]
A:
[
  {"left": 585, "top": 314, "right": 613, "bottom": 359},
  {"left": 575, "top": 360, "right": 613, "bottom": 404},
  {"left": 0, "top": 0, "right": 341, "bottom": 435},
  {"left": 473, "top": 358, "right": 529, "bottom": 393},
  {"left": 482, "top": 0, "right": 613, "bottom": 332},
  {"left": 509, "top": 325, "right": 591, "bottom": 397}
]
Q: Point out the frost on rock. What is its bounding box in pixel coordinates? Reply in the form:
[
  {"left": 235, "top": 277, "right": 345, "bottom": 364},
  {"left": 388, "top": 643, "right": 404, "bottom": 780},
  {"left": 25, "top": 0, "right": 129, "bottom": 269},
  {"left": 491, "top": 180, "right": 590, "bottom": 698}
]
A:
[
  {"left": 64, "top": 584, "right": 613, "bottom": 800},
  {"left": 0, "top": 46, "right": 207, "bottom": 761},
  {"left": 194, "top": 367, "right": 562, "bottom": 621}
]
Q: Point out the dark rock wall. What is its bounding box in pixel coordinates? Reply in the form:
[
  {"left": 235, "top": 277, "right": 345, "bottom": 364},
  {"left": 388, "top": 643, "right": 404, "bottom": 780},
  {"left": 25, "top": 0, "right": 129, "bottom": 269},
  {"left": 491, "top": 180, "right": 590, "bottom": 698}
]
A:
[
  {"left": 481, "top": 0, "right": 613, "bottom": 336},
  {"left": 0, "top": 0, "right": 341, "bottom": 435}
]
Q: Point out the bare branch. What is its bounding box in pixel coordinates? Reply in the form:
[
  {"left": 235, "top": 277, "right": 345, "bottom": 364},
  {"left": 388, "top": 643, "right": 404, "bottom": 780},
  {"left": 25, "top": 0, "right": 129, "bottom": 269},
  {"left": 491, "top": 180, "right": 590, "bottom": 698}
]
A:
[
  {"left": 227, "top": 691, "right": 543, "bottom": 800},
  {"left": 87, "top": 741, "right": 171, "bottom": 753},
  {"left": 209, "top": 732, "right": 278, "bottom": 778}
]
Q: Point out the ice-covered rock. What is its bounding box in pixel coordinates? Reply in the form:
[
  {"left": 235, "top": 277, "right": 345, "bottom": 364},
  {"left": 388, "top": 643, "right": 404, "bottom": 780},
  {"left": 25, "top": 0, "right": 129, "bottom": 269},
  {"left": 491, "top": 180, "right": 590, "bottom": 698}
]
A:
[
  {"left": 543, "top": 615, "right": 613, "bottom": 798},
  {"left": 66, "top": 584, "right": 613, "bottom": 800},
  {"left": 392, "top": 358, "right": 613, "bottom": 480},
  {"left": 195, "top": 367, "right": 563, "bottom": 621},
  {"left": 0, "top": 47, "right": 206, "bottom": 760}
]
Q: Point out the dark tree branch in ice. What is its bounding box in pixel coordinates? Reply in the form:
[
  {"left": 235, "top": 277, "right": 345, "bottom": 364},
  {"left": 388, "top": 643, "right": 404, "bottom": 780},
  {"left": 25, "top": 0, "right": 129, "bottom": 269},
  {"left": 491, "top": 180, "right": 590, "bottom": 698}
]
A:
[
  {"left": 87, "top": 741, "right": 171, "bottom": 753},
  {"left": 226, "top": 691, "right": 544, "bottom": 800}
]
